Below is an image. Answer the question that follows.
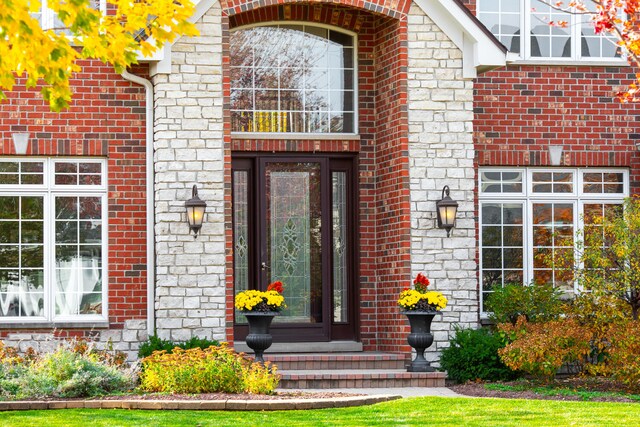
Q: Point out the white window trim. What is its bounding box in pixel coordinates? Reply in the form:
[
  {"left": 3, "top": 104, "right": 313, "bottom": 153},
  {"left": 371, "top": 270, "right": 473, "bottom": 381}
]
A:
[
  {"left": 229, "top": 21, "right": 359, "bottom": 137},
  {"left": 0, "top": 158, "right": 108, "bottom": 324},
  {"left": 39, "top": 0, "right": 107, "bottom": 31},
  {"left": 477, "top": 0, "right": 626, "bottom": 65},
  {"left": 478, "top": 167, "right": 629, "bottom": 316}
]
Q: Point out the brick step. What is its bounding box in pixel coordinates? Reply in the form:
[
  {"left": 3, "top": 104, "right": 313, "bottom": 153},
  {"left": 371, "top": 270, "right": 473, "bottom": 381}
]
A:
[
  {"left": 264, "top": 353, "right": 409, "bottom": 371},
  {"left": 278, "top": 369, "right": 446, "bottom": 389}
]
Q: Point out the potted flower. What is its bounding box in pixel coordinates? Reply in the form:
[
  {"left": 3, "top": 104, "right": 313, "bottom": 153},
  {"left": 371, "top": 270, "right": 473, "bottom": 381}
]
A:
[
  {"left": 398, "top": 273, "right": 447, "bottom": 372},
  {"left": 235, "top": 281, "right": 285, "bottom": 362}
]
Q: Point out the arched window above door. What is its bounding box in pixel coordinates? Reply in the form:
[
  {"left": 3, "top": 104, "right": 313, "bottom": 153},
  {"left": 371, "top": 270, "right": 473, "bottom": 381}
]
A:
[{"left": 230, "top": 24, "right": 356, "bottom": 134}]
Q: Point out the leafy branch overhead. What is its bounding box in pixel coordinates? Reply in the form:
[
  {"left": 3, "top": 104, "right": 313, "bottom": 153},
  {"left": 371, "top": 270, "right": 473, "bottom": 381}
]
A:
[
  {"left": 0, "top": 0, "right": 198, "bottom": 111},
  {"left": 541, "top": 0, "right": 640, "bottom": 102}
]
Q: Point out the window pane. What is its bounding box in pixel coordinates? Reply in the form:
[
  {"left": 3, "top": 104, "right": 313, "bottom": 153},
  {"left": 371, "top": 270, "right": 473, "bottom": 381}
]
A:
[
  {"left": 530, "top": 0, "right": 571, "bottom": 58},
  {"left": 583, "top": 172, "right": 624, "bottom": 194},
  {"left": 332, "top": 172, "right": 349, "bottom": 323},
  {"left": 230, "top": 25, "right": 355, "bottom": 133},
  {"left": 532, "top": 171, "right": 574, "bottom": 193},
  {"left": 54, "top": 195, "right": 104, "bottom": 316},
  {"left": 480, "top": 202, "right": 524, "bottom": 300},
  {"left": 580, "top": 2, "right": 621, "bottom": 58},
  {"left": 233, "top": 170, "right": 249, "bottom": 324},
  {"left": 478, "top": 0, "right": 521, "bottom": 53},
  {"left": 532, "top": 203, "right": 574, "bottom": 288}
]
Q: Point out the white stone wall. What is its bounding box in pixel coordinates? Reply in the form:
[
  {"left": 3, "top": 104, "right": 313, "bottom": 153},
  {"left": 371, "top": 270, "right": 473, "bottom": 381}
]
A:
[
  {"left": 152, "top": 3, "right": 227, "bottom": 343},
  {"left": 407, "top": 3, "right": 479, "bottom": 363},
  {"left": 1, "top": 320, "right": 148, "bottom": 362}
]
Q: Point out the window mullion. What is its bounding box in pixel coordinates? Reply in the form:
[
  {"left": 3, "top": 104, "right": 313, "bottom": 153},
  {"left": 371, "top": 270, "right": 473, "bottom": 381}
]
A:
[
  {"left": 45, "top": 190, "right": 54, "bottom": 321},
  {"left": 523, "top": 0, "right": 530, "bottom": 59}
]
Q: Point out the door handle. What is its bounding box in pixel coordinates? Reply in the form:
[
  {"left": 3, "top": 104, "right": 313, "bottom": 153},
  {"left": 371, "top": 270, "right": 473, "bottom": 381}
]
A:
[{"left": 261, "top": 262, "right": 270, "bottom": 270}]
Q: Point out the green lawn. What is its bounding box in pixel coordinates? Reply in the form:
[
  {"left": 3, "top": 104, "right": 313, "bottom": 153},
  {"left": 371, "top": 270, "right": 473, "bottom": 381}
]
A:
[{"left": 1, "top": 396, "right": 638, "bottom": 427}]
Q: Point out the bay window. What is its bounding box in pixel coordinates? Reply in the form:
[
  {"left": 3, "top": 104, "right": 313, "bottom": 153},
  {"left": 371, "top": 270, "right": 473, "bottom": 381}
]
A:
[
  {"left": 479, "top": 168, "right": 628, "bottom": 312},
  {"left": 477, "top": 0, "right": 621, "bottom": 61},
  {"left": 0, "top": 158, "right": 107, "bottom": 323}
]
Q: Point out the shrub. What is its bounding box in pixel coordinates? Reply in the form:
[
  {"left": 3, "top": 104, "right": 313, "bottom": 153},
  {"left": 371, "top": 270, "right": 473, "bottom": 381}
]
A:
[
  {"left": 0, "top": 341, "right": 136, "bottom": 399},
  {"left": 139, "top": 343, "right": 278, "bottom": 394},
  {"left": 138, "top": 335, "right": 221, "bottom": 359},
  {"left": 485, "top": 283, "right": 564, "bottom": 325},
  {"left": 498, "top": 317, "right": 593, "bottom": 381},
  {"left": 439, "top": 326, "right": 519, "bottom": 383}
]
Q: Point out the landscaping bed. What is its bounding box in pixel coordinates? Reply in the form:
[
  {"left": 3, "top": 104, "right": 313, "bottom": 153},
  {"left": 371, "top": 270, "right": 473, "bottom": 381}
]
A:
[{"left": 450, "top": 378, "right": 640, "bottom": 403}]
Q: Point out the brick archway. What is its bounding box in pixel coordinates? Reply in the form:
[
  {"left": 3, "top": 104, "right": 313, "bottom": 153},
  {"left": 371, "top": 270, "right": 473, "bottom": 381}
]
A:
[
  {"left": 220, "top": 0, "right": 412, "bottom": 19},
  {"left": 223, "top": 1, "right": 412, "bottom": 354}
]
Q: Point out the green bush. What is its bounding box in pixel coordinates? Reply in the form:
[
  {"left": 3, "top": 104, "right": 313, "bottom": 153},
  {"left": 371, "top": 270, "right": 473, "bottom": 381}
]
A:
[
  {"left": 0, "top": 341, "right": 136, "bottom": 399},
  {"left": 139, "top": 343, "right": 279, "bottom": 394},
  {"left": 138, "top": 335, "right": 220, "bottom": 359},
  {"left": 439, "top": 326, "right": 519, "bottom": 383},
  {"left": 485, "top": 283, "right": 564, "bottom": 325}
]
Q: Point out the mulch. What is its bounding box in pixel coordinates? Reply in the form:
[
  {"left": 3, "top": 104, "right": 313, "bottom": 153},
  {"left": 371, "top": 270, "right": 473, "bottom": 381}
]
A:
[{"left": 450, "top": 378, "right": 639, "bottom": 403}]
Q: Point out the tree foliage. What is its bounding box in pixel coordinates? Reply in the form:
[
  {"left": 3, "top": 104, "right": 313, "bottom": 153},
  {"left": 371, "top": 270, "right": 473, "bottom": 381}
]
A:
[
  {"left": 0, "top": 0, "right": 198, "bottom": 111},
  {"left": 544, "top": 1, "right": 640, "bottom": 102},
  {"left": 575, "top": 196, "right": 640, "bottom": 320}
]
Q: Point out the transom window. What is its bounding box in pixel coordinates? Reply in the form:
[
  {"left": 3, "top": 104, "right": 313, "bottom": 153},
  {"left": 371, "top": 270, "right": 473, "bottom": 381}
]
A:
[
  {"left": 0, "top": 158, "right": 107, "bottom": 323},
  {"left": 477, "top": 0, "right": 622, "bottom": 61},
  {"left": 230, "top": 24, "right": 356, "bottom": 134},
  {"left": 479, "top": 168, "right": 629, "bottom": 312}
]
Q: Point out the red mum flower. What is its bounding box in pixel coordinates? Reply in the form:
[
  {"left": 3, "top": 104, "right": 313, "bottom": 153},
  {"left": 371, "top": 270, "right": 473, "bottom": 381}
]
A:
[
  {"left": 267, "top": 281, "right": 284, "bottom": 294},
  {"left": 413, "top": 273, "right": 430, "bottom": 293}
]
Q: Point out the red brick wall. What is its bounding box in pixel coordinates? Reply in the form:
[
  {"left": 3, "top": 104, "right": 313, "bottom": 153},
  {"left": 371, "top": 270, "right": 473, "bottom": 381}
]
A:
[
  {"left": 474, "top": 65, "right": 640, "bottom": 193},
  {"left": 461, "top": 0, "right": 640, "bottom": 192},
  {"left": 223, "top": 2, "right": 412, "bottom": 352},
  {"left": 0, "top": 61, "right": 148, "bottom": 334}
]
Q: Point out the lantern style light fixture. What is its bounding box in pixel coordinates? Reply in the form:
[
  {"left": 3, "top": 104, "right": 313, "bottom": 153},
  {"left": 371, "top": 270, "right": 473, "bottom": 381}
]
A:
[
  {"left": 185, "top": 185, "right": 207, "bottom": 238},
  {"left": 12, "top": 132, "right": 30, "bottom": 155},
  {"left": 436, "top": 185, "right": 458, "bottom": 238}
]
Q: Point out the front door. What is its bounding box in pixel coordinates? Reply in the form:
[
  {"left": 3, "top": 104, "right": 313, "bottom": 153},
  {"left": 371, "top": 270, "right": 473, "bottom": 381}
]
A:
[{"left": 232, "top": 154, "right": 357, "bottom": 342}]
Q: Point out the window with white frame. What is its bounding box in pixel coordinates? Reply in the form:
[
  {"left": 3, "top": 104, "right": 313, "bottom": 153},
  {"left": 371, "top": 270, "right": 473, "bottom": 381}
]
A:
[
  {"left": 32, "top": 0, "right": 105, "bottom": 32},
  {"left": 479, "top": 168, "right": 628, "bottom": 312},
  {"left": 230, "top": 23, "right": 357, "bottom": 134},
  {"left": 477, "top": 0, "right": 621, "bottom": 61},
  {"left": 0, "top": 158, "right": 107, "bottom": 322}
]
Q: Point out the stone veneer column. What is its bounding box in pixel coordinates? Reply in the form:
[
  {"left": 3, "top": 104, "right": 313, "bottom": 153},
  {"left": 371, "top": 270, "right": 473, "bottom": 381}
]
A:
[
  {"left": 152, "top": 3, "right": 227, "bottom": 342},
  {"left": 407, "top": 3, "right": 478, "bottom": 364}
]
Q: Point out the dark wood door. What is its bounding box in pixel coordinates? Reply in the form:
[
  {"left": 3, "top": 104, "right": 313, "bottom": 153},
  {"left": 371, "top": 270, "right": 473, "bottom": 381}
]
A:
[{"left": 232, "top": 154, "right": 357, "bottom": 342}]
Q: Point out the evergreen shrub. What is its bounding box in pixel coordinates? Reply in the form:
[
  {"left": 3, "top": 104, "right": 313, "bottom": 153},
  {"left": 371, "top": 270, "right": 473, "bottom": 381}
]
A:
[{"left": 439, "top": 326, "right": 519, "bottom": 383}]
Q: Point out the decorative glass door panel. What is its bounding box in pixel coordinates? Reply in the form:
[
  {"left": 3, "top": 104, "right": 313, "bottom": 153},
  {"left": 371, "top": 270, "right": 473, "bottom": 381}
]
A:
[
  {"left": 232, "top": 155, "right": 356, "bottom": 342},
  {"left": 265, "top": 163, "right": 322, "bottom": 324}
]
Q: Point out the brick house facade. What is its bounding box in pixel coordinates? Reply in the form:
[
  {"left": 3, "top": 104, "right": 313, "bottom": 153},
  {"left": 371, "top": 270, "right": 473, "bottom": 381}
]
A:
[{"left": 0, "top": 0, "right": 636, "bottom": 363}]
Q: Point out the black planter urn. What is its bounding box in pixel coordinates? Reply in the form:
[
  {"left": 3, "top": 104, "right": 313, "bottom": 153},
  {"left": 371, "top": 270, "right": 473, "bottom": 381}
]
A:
[
  {"left": 244, "top": 312, "right": 277, "bottom": 363},
  {"left": 401, "top": 311, "right": 437, "bottom": 372}
]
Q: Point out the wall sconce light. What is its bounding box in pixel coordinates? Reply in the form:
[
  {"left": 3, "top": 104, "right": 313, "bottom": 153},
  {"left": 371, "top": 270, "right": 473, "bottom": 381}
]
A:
[
  {"left": 185, "top": 184, "right": 207, "bottom": 238},
  {"left": 436, "top": 185, "right": 459, "bottom": 238},
  {"left": 12, "top": 132, "right": 30, "bottom": 155},
  {"left": 548, "top": 145, "right": 563, "bottom": 166},
  {"left": 636, "top": 141, "right": 640, "bottom": 151}
]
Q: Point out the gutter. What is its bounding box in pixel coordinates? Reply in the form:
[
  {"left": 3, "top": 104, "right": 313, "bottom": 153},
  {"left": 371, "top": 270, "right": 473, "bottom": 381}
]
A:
[{"left": 121, "top": 70, "right": 155, "bottom": 337}]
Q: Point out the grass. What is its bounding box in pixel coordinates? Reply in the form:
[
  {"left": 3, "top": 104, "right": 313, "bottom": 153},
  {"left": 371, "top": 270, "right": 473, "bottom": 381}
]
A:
[
  {"left": 1, "top": 396, "right": 640, "bottom": 427},
  {"left": 485, "top": 382, "right": 640, "bottom": 402}
]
